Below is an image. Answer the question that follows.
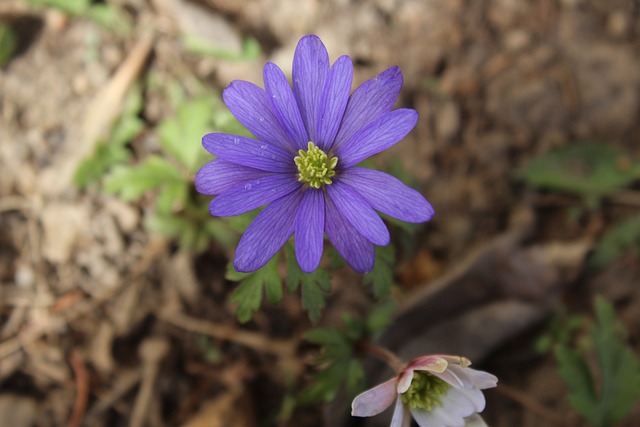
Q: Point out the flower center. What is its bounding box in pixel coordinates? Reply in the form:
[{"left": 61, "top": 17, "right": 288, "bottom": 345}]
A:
[
  {"left": 294, "top": 141, "right": 338, "bottom": 189},
  {"left": 400, "top": 371, "right": 451, "bottom": 411}
]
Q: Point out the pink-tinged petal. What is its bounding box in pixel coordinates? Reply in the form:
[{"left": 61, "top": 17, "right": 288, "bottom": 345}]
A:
[
  {"left": 263, "top": 63, "right": 308, "bottom": 150},
  {"left": 432, "top": 367, "right": 466, "bottom": 388},
  {"left": 409, "top": 407, "right": 438, "bottom": 427},
  {"left": 336, "top": 109, "right": 418, "bottom": 168},
  {"left": 460, "top": 368, "right": 498, "bottom": 390},
  {"left": 233, "top": 190, "right": 303, "bottom": 272},
  {"left": 464, "top": 414, "right": 489, "bottom": 427},
  {"left": 453, "top": 387, "right": 486, "bottom": 413},
  {"left": 333, "top": 66, "right": 403, "bottom": 151},
  {"left": 397, "top": 369, "right": 414, "bottom": 394},
  {"left": 433, "top": 405, "right": 468, "bottom": 427},
  {"left": 222, "top": 80, "right": 295, "bottom": 153},
  {"left": 324, "top": 195, "right": 375, "bottom": 273},
  {"left": 209, "top": 174, "right": 301, "bottom": 216},
  {"left": 195, "top": 159, "right": 271, "bottom": 196},
  {"left": 292, "top": 35, "right": 330, "bottom": 143},
  {"left": 338, "top": 168, "right": 434, "bottom": 223},
  {"left": 432, "top": 355, "right": 472, "bottom": 368},
  {"left": 326, "top": 181, "right": 390, "bottom": 246},
  {"left": 351, "top": 377, "right": 397, "bottom": 417},
  {"left": 316, "top": 55, "right": 353, "bottom": 151},
  {"left": 440, "top": 387, "right": 477, "bottom": 418},
  {"left": 412, "top": 406, "right": 465, "bottom": 427},
  {"left": 202, "top": 133, "right": 295, "bottom": 173},
  {"left": 295, "top": 189, "right": 325, "bottom": 273},
  {"left": 407, "top": 355, "right": 449, "bottom": 374},
  {"left": 390, "top": 396, "right": 411, "bottom": 427}
]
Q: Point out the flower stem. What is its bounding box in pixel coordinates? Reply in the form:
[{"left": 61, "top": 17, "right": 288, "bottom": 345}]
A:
[{"left": 358, "top": 341, "right": 405, "bottom": 373}]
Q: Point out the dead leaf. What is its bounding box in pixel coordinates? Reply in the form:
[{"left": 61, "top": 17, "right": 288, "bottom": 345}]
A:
[{"left": 181, "top": 386, "right": 255, "bottom": 427}]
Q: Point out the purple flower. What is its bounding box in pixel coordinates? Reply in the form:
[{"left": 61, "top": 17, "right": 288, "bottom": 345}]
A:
[
  {"left": 195, "top": 35, "right": 434, "bottom": 273},
  {"left": 352, "top": 355, "right": 498, "bottom": 427}
]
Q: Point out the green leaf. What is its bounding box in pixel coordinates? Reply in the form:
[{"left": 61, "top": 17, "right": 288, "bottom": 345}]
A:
[
  {"left": 304, "top": 327, "right": 351, "bottom": 360},
  {"left": 212, "top": 106, "right": 253, "bottom": 137},
  {"left": 104, "top": 156, "right": 183, "bottom": 201},
  {"left": 264, "top": 258, "right": 283, "bottom": 304},
  {"left": 27, "top": 0, "right": 89, "bottom": 15},
  {"left": 555, "top": 344, "right": 598, "bottom": 423},
  {"left": 183, "top": 35, "right": 261, "bottom": 61},
  {"left": 229, "top": 273, "right": 264, "bottom": 323},
  {"left": 299, "top": 359, "right": 351, "bottom": 404},
  {"left": 342, "top": 313, "right": 363, "bottom": 341},
  {"left": 87, "top": 4, "right": 131, "bottom": 34},
  {"left": 363, "top": 245, "right": 395, "bottom": 298},
  {"left": 519, "top": 143, "right": 640, "bottom": 207},
  {"left": 75, "top": 142, "right": 132, "bottom": 189},
  {"left": 202, "top": 218, "right": 239, "bottom": 250},
  {"left": 228, "top": 255, "right": 282, "bottom": 322},
  {"left": 301, "top": 279, "right": 327, "bottom": 323},
  {"left": 285, "top": 244, "right": 331, "bottom": 322},
  {"left": 224, "top": 208, "right": 260, "bottom": 233},
  {"left": 326, "top": 246, "right": 347, "bottom": 270},
  {"left": 590, "top": 213, "right": 640, "bottom": 269},
  {"left": 225, "top": 260, "right": 249, "bottom": 282},
  {"left": 535, "top": 311, "right": 587, "bottom": 354},
  {"left": 0, "top": 24, "right": 16, "bottom": 66},
  {"left": 366, "top": 299, "right": 397, "bottom": 337},
  {"left": 555, "top": 297, "right": 640, "bottom": 427},
  {"left": 591, "top": 297, "right": 640, "bottom": 426},
  {"left": 158, "top": 97, "right": 215, "bottom": 171},
  {"left": 304, "top": 328, "right": 342, "bottom": 346},
  {"left": 345, "top": 358, "right": 366, "bottom": 397},
  {"left": 155, "top": 181, "right": 188, "bottom": 214},
  {"left": 74, "top": 86, "right": 143, "bottom": 188}
]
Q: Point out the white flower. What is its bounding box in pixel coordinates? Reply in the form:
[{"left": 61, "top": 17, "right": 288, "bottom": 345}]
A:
[{"left": 351, "top": 355, "right": 497, "bottom": 427}]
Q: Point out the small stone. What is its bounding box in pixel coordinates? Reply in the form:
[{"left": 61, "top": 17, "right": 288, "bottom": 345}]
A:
[
  {"left": 14, "top": 262, "right": 35, "bottom": 288},
  {"left": 435, "top": 101, "right": 460, "bottom": 141},
  {"left": 0, "top": 394, "right": 37, "bottom": 427},
  {"left": 41, "top": 203, "right": 90, "bottom": 263},
  {"left": 607, "top": 11, "right": 630, "bottom": 38},
  {"left": 504, "top": 29, "right": 530, "bottom": 52},
  {"left": 106, "top": 198, "right": 139, "bottom": 233}
]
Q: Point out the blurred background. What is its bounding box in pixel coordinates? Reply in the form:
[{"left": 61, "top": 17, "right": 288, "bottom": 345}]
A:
[{"left": 1, "top": 0, "right": 639, "bottom": 426}]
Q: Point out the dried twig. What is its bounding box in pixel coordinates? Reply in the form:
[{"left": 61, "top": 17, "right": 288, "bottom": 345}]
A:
[
  {"left": 607, "top": 190, "right": 640, "bottom": 207},
  {"left": 129, "top": 338, "right": 170, "bottom": 427},
  {"left": 159, "top": 310, "right": 297, "bottom": 359},
  {"left": 67, "top": 350, "right": 90, "bottom": 427},
  {"left": 47, "top": 31, "right": 154, "bottom": 194},
  {"left": 0, "top": 238, "right": 168, "bottom": 360},
  {"left": 496, "top": 382, "right": 570, "bottom": 427},
  {"left": 84, "top": 370, "right": 142, "bottom": 424},
  {"left": 0, "top": 196, "right": 32, "bottom": 213}
]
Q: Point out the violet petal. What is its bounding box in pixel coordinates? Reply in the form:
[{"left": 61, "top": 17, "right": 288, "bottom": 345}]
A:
[
  {"left": 324, "top": 195, "right": 375, "bottom": 273},
  {"left": 195, "top": 159, "right": 272, "bottom": 196},
  {"left": 295, "top": 189, "right": 326, "bottom": 273},
  {"left": 333, "top": 66, "right": 403, "bottom": 151},
  {"left": 292, "top": 35, "right": 329, "bottom": 143},
  {"left": 338, "top": 167, "right": 434, "bottom": 223},
  {"left": 316, "top": 55, "right": 353, "bottom": 151},
  {"left": 222, "top": 80, "right": 295, "bottom": 153},
  {"left": 202, "top": 133, "right": 295, "bottom": 173},
  {"left": 209, "top": 174, "right": 301, "bottom": 216},
  {"left": 336, "top": 109, "right": 418, "bottom": 168},
  {"left": 233, "top": 190, "right": 303, "bottom": 272},
  {"left": 263, "top": 62, "right": 308, "bottom": 150},
  {"left": 326, "top": 181, "right": 390, "bottom": 246}
]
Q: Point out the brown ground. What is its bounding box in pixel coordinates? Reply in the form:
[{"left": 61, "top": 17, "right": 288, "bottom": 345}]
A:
[{"left": 1, "top": 0, "right": 639, "bottom": 426}]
